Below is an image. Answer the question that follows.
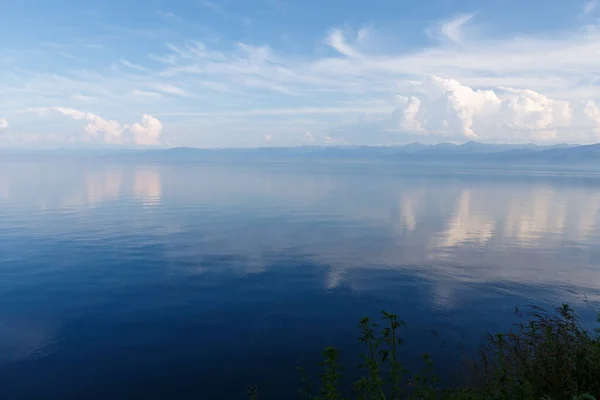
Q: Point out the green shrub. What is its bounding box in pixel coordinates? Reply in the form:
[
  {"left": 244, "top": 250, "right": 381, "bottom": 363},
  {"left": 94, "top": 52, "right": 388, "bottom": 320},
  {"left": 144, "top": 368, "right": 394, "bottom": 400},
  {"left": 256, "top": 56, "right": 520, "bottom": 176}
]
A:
[
  {"left": 474, "top": 304, "right": 600, "bottom": 400},
  {"left": 249, "top": 304, "right": 600, "bottom": 400}
]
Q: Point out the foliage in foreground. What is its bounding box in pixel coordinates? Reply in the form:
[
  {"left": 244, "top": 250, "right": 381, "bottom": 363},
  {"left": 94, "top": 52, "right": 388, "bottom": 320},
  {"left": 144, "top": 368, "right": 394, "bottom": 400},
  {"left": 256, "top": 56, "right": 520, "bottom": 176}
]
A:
[{"left": 249, "top": 304, "right": 600, "bottom": 400}]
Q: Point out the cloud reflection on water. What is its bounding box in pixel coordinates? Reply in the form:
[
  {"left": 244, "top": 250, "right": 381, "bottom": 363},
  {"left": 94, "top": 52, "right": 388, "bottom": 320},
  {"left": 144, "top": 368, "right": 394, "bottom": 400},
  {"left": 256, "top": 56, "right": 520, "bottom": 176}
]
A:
[{"left": 1, "top": 161, "right": 600, "bottom": 305}]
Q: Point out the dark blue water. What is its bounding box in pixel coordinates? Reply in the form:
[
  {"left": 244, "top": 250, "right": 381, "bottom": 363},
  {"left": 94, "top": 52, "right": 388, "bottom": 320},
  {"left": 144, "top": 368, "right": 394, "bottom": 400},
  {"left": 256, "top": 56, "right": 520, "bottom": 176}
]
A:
[{"left": 1, "top": 159, "right": 600, "bottom": 399}]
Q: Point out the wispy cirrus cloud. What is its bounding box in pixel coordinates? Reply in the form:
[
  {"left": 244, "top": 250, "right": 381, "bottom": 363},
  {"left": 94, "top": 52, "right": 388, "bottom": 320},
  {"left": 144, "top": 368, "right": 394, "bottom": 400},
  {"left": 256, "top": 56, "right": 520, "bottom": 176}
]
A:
[
  {"left": 198, "top": 0, "right": 252, "bottom": 26},
  {"left": 131, "top": 89, "right": 163, "bottom": 99},
  {"left": 325, "top": 29, "right": 362, "bottom": 58},
  {"left": 120, "top": 59, "right": 148, "bottom": 72},
  {"left": 149, "top": 83, "right": 191, "bottom": 97},
  {"left": 71, "top": 94, "right": 96, "bottom": 102},
  {"left": 581, "top": 0, "right": 597, "bottom": 16},
  {"left": 429, "top": 13, "right": 477, "bottom": 44}
]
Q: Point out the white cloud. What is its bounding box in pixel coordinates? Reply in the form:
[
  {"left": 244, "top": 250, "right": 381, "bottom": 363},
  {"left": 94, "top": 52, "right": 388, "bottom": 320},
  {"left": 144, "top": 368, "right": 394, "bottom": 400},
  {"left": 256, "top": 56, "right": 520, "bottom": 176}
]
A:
[
  {"left": 156, "top": 105, "right": 393, "bottom": 118},
  {"left": 6, "top": 6, "right": 600, "bottom": 147},
  {"left": 27, "top": 107, "right": 163, "bottom": 145},
  {"left": 310, "top": 22, "right": 600, "bottom": 103},
  {"left": 582, "top": 0, "right": 597, "bottom": 16},
  {"left": 150, "top": 83, "right": 190, "bottom": 97},
  {"left": 126, "top": 114, "right": 163, "bottom": 145},
  {"left": 390, "top": 76, "right": 600, "bottom": 143},
  {"left": 435, "top": 13, "right": 475, "bottom": 44},
  {"left": 131, "top": 89, "right": 163, "bottom": 98},
  {"left": 325, "top": 135, "right": 347, "bottom": 145},
  {"left": 120, "top": 59, "right": 147, "bottom": 71},
  {"left": 325, "top": 29, "right": 361, "bottom": 58},
  {"left": 71, "top": 94, "right": 95, "bottom": 102},
  {"left": 40, "top": 107, "right": 123, "bottom": 144},
  {"left": 264, "top": 134, "right": 272, "bottom": 141},
  {"left": 0, "top": 119, "right": 8, "bottom": 129},
  {"left": 357, "top": 27, "right": 370, "bottom": 43}
]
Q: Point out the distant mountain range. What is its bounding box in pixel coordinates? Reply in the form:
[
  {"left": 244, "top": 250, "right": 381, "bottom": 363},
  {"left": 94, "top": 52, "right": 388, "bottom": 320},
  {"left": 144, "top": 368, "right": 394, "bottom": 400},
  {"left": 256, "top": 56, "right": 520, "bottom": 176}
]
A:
[
  {"left": 4, "top": 142, "right": 600, "bottom": 167},
  {"left": 131, "top": 141, "right": 600, "bottom": 166}
]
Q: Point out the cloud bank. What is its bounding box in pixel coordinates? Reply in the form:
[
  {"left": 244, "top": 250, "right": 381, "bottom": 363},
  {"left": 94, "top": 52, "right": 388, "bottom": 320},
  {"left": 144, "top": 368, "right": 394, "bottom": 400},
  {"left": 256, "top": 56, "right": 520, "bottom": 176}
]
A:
[
  {"left": 27, "top": 108, "right": 163, "bottom": 145},
  {"left": 389, "top": 76, "right": 600, "bottom": 143}
]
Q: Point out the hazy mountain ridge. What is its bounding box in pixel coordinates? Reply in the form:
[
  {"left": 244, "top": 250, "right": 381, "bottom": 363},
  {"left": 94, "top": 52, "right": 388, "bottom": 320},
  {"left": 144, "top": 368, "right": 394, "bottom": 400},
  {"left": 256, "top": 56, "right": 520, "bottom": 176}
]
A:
[
  {"left": 3, "top": 142, "right": 599, "bottom": 166},
  {"left": 141, "top": 141, "right": 594, "bottom": 165}
]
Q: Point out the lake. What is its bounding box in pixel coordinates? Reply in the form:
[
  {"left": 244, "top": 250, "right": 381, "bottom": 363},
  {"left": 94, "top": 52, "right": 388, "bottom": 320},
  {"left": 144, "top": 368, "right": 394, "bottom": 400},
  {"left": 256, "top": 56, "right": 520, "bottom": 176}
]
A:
[{"left": 1, "top": 158, "right": 600, "bottom": 399}]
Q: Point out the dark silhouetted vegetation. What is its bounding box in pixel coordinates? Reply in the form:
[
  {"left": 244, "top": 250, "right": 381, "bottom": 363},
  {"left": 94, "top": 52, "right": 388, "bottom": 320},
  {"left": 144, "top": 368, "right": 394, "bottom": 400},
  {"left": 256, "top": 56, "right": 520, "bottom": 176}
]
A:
[{"left": 250, "top": 304, "right": 600, "bottom": 400}]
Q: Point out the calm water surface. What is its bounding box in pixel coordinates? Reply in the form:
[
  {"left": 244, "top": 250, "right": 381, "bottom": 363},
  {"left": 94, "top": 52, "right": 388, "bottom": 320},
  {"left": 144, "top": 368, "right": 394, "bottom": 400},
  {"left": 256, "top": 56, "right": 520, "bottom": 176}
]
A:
[{"left": 1, "top": 159, "right": 600, "bottom": 399}]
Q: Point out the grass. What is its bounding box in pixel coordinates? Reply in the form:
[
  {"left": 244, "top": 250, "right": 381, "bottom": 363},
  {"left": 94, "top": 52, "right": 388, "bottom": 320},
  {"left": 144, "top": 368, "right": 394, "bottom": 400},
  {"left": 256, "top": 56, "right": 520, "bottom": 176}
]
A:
[{"left": 249, "top": 304, "right": 600, "bottom": 400}]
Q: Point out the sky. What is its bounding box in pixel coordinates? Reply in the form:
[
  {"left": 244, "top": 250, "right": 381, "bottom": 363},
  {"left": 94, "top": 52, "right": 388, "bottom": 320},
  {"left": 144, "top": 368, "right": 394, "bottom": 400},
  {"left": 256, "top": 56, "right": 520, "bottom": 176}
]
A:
[{"left": 2, "top": 0, "right": 600, "bottom": 148}]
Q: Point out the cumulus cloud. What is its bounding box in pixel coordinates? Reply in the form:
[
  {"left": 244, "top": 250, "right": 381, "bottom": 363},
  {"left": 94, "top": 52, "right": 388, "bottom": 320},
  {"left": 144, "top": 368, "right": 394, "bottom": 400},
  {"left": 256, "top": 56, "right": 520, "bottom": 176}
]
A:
[
  {"left": 391, "top": 76, "right": 600, "bottom": 143},
  {"left": 27, "top": 107, "right": 163, "bottom": 145},
  {"left": 126, "top": 114, "right": 163, "bottom": 145},
  {"left": 0, "top": 119, "right": 7, "bottom": 129}
]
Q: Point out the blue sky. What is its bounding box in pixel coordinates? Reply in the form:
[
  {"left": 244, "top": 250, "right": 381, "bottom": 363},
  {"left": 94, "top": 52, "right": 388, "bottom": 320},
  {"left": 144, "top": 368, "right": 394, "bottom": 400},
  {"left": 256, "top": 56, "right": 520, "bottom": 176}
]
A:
[{"left": 2, "top": 0, "right": 600, "bottom": 147}]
